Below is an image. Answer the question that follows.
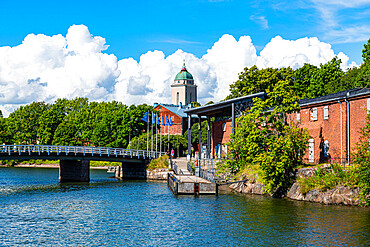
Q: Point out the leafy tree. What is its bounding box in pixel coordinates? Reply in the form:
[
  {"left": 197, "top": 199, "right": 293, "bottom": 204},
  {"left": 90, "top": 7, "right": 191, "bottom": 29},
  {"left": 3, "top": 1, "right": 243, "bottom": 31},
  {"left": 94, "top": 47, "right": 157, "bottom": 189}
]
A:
[
  {"left": 292, "top": 63, "right": 318, "bottom": 98},
  {"left": 227, "top": 66, "right": 294, "bottom": 100},
  {"left": 353, "top": 112, "right": 370, "bottom": 206},
  {"left": 6, "top": 102, "right": 49, "bottom": 144},
  {"left": 191, "top": 102, "right": 201, "bottom": 107},
  {"left": 224, "top": 80, "right": 309, "bottom": 194},
  {"left": 362, "top": 38, "right": 370, "bottom": 62},
  {"left": 183, "top": 120, "right": 208, "bottom": 145}
]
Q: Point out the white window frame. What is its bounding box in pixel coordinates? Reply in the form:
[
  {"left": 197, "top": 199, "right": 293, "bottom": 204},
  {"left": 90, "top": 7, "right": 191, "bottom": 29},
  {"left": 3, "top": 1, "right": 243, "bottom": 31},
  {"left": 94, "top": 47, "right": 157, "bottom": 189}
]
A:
[
  {"left": 296, "top": 111, "right": 301, "bottom": 122},
  {"left": 324, "top": 106, "right": 329, "bottom": 120},
  {"left": 367, "top": 98, "right": 370, "bottom": 114},
  {"left": 311, "top": 108, "right": 318, "bottom": 121},
  {"left": 309, "top": 138, "right": 315, "bottom": 163},
  {"left": 324, "top": 140, "right": 329, "bottom": 158},
  {"left": 222, "top": 122, "right": 227, "bottom": 132}
]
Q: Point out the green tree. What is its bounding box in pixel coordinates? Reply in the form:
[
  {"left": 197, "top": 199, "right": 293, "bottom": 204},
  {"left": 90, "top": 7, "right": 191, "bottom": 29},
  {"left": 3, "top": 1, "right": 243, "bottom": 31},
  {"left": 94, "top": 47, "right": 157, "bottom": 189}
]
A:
[
  {"left": 225, "top": 80, "right": 309, "bottom": 194},
  {"left": 183, "top": 120, "right": 208, "bottom": 145},
  {"left": 292, "top": 63, "right": 318, "bottom": 99},
  {"left": 227, "top": 66, "right": 294, "bottom": 100},
  {"left": 306, "top": 57, "right": 344, "bottom": 98},
  {"left": 353, "top": 112, "right": 370, "bottom": 206},
  {"left": 362, "top": 38, "right": 370, "bottom": 62},
  {"left": 6, "top": 102, "right": 49, "bottom": 144}
]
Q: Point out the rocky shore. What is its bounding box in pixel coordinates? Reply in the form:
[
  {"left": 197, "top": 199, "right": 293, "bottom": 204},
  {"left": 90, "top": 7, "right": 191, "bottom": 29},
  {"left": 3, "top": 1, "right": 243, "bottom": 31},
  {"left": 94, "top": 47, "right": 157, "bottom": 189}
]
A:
[{"left": 230, "top": 167, "right": 362, "bottom": 206}]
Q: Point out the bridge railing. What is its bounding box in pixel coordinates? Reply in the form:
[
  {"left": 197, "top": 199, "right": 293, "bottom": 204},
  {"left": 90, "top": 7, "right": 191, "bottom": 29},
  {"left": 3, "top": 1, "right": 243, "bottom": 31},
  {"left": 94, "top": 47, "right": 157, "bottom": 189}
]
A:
[{"left": 0, "top": 145, "right": 166, "bottom": 160}]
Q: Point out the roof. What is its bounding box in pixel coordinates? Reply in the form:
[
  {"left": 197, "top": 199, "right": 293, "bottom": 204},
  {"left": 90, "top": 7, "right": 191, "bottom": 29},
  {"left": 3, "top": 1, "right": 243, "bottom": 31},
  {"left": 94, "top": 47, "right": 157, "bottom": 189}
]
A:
[
  {"left": 299, "top": 88, "right": 370, "bottom": 106},
  {"left": 174, "top": 64, "right": 194, "bottom": 81},
  {"left": 155, "top": 103, "right": 199, "bottom": 118},
  {"left": 184, "top": 92, "right": 267, "bottom": 117}
]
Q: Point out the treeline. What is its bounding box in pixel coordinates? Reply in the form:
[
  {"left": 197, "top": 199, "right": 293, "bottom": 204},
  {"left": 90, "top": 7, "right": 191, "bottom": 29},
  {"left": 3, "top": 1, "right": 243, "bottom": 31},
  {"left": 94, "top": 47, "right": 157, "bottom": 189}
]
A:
[
  {"left": 226, "top": 39, "right": 370, "bottom": 100},
  {"left": 0, "top": 98, "right": 152, "bottom": 148}
]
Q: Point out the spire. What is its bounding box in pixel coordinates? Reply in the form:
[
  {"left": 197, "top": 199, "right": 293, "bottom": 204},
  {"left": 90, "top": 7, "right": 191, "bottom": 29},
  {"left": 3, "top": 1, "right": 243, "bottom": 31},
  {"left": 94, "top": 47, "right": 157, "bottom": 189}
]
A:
[{"left": 182, "top": 60, "right": 187, "bottom": 71}]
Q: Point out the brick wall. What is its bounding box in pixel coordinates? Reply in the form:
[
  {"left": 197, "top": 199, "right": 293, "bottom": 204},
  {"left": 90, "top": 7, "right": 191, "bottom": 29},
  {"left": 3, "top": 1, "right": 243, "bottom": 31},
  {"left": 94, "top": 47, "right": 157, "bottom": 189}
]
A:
[
  {"left": 154, "top": 105, "right": 184, "bottom": 135},
  {"left": 212, "top": 119, "right": 232, "bottom": 157},
  {"left": 289, "top": 96, "right": 369, "bottom": 164}
]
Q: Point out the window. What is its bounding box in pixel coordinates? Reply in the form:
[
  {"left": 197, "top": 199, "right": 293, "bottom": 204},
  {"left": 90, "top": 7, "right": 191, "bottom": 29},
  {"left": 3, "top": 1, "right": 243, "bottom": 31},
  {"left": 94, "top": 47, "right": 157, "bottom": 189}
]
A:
[
  {"left": 176, "top": 92, "right": 179, "bottom": 105},
  {"left": 296, "top": 111, "right": 300, "bottom": 122},
  {"left": 311, "top": 108, "right": 318, "bottom": 121},
  {"left": 324, "top": 106, "right": 329, "bottom": 120},
  {"left": 309, "top": 139, "right": 315, "bottom": 163},
  {"left": 190, "top": 93, "right": 192, "bottom": 103},
  {"left": 222, "top": 123, "right": 227, "bottom": 132},
  {"left": 367, "top": 99, "right": 370, "bottom": 114},
  {"left": 324, "top": 140, "right": 329, "bottom": 158}
]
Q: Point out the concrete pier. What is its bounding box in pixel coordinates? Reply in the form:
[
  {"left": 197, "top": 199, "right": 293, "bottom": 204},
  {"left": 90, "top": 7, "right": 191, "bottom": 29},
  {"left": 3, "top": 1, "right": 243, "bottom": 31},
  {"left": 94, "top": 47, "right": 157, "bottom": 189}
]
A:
[
  {"left": 167, "top": 173, "right": 217, "bottom": 195},
  {"left": 59, "top": 160, "right": 90, "bottom": 182}
]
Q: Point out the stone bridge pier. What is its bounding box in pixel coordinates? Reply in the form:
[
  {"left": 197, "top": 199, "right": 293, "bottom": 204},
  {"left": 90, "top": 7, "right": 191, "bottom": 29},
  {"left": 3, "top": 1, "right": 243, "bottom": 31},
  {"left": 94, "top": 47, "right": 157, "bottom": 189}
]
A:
[
  {"left": 59, "top": 160, "right": 90, "bottom": 182},
  {"left": 117, "top": 160, "right": 149, "bottom": 179}
]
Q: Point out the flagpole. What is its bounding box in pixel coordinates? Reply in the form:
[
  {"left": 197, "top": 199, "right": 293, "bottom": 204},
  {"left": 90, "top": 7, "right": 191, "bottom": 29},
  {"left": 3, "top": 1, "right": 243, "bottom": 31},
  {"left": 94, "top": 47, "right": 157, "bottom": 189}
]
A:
[
  {"left": 151, "top": 112, "right": 153, "bottom": 153},
  {"left": 147, "top": 113, "right": 149, "bottom": 152},
  {"left": 155, "top": 114, "right": 158, "bottom": 157},
  {"left": 160, "top": 115, "right": 162, "bottom": 155}
]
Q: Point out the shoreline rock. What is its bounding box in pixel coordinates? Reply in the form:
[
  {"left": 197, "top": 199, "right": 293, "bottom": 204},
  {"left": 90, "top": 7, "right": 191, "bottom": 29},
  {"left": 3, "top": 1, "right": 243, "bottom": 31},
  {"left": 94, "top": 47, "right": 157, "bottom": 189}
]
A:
[{"left": 230, "top": 167, "right": 363, "bottom": 206}]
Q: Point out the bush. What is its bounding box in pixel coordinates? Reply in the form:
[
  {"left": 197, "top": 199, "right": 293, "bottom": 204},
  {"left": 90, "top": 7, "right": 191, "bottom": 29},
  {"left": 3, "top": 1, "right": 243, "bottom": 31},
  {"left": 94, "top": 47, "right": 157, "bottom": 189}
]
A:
[
  {"left": 297, "top": 164, "right": 360, "bottom": 194},
  {"left": 147, "top": 155, "right": 169, "bottom": 170}
]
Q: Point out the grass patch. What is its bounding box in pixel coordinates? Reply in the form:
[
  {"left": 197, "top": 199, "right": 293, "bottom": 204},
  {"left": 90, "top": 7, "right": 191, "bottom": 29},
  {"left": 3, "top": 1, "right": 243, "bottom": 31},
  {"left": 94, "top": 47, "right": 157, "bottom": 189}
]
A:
[
  {"left": 235, "top": 165, "right": 264, "bottom": 183},
  {"left": 147, "top": 155, "right": 169, "bottom": 170},
  {"left": 297, "top": 163, "right": 360, "bottom": 194},
  {"left": 90, "top": 161, "right": 121, "bottom": 167}
]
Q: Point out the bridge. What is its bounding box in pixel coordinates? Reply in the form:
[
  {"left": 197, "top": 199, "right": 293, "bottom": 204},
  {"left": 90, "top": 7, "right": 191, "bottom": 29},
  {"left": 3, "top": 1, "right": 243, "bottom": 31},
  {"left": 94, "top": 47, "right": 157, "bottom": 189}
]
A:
[{"left": 0, "top": 145, "right": 165, "bottom": 182}]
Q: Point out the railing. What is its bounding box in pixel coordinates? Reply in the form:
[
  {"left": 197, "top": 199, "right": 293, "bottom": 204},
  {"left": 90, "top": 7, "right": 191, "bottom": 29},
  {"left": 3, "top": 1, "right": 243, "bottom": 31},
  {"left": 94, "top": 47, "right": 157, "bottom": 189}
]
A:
[
  {"left": 199, "top": 168, "right": 218, "bottom": 182},
  {"left": 0, "top": 145, "right": 166, "bottom": 160},
  {"left": 187, "top": 162, "right": 194, "bottom": 175}
]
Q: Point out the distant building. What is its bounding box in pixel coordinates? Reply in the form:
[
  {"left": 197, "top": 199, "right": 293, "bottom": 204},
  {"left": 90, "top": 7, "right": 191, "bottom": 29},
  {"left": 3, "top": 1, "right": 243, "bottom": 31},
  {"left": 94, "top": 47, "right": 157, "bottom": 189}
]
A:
[
  {"left": 171, "top": 62, "right": 197, "bottom": 105},
  {"left": 154, "top": 62, "right": 198, "bottom": 135}
]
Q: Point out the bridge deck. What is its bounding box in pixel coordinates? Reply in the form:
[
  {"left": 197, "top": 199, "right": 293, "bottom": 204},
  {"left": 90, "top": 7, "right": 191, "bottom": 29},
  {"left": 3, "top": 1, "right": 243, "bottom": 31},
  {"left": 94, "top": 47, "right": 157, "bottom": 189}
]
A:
[{"left": 0, "top": 145, "right": 165, "bottom": 162}]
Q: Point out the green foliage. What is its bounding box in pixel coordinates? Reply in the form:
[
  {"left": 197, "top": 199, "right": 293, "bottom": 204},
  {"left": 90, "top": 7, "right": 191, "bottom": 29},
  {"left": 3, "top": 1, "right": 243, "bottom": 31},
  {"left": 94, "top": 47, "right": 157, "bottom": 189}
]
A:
[
  {"left": 362, "top": 38, "right": 370, "bottom": 62},
  {"left": 305, "top": 57, "right": 344, "bottom": 98},
  {"left": 226, "top": 65, "right": 294, "bottom": 100},
  {"left": 226, "top": 79, "right": 309, "bottom": 193},
  {"left": 353, "top": 112, "right": 370, "bottom": 206},
  {"left": 298, "top": 164, "right": 359, "bottom": 195},
  {"left": 183, "top": 120, "right": 208, "bottom": 145},
  {"left": 191, "top": 102, "right": 201, "bottom": 107},
  {"left": 147, "top": 155, "right": 169, "bottom": 170},
  {"left": 90, "top": 161, "right": 121, "bottom": 167}
]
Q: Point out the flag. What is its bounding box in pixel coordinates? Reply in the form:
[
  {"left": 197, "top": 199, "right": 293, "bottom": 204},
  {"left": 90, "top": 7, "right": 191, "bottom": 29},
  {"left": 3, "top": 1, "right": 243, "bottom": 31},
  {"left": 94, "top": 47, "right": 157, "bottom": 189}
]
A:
[
  {"left": 161, "top": 115, "right": 165, "bottom": 126},
  {"left": 142, "top": 111, "right": 149, "bottom": 122},
  {"left": 152, "top": 113, "right": 156, "bottom": 124},
  {"left": 168, "top": 116, "right": 173, "bottom": 126},
  {"left": 156, "top": 114, "right": 159, "bottom": 125},
  {"left": 165, "top": 115, "right": 169, "bottom": 126}
]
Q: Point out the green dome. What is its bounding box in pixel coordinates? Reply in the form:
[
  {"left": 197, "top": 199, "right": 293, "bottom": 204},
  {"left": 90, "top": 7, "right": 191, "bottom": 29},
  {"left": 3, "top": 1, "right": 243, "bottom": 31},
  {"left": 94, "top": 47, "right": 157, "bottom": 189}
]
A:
[{"left": 174, "top": 64, "right": 193, "bottom": 81}]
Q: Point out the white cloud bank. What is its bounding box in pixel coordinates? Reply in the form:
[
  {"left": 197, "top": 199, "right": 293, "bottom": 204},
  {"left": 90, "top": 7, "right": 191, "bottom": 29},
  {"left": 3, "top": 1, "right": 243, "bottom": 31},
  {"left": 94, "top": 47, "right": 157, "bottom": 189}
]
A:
[{"left": 0, "top": 25, "right": 356, "bottom": 117}]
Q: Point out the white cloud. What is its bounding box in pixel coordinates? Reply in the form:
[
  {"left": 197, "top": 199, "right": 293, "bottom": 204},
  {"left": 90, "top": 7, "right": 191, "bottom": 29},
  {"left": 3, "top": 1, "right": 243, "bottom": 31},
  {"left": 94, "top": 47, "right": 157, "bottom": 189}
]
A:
[
  {"left": 0, "top": 25, "right": 357, "bottom": 117},
  {"left": 250, "top": 15, "right": 269, "bottom": 29},
  {"left": 256, "top": 36, "right": 355, "bottom": 70}
]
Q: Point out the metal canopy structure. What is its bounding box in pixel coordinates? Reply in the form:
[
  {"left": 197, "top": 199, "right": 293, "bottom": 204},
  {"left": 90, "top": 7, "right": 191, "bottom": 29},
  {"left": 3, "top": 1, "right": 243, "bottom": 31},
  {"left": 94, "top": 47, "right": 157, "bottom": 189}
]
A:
[
  {"left": 183, "top": 92, "right": 267, "bottom": 168},
  {"left": 184, "top": 92, "right": 266, "bottom": 117}
]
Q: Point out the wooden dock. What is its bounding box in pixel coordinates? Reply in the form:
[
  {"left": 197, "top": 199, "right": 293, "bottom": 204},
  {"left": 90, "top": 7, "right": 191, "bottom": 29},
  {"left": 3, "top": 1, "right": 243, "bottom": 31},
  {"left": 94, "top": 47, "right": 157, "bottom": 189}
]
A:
[{"left": 167, "top": 172, "right": 218, "bottom": 195}]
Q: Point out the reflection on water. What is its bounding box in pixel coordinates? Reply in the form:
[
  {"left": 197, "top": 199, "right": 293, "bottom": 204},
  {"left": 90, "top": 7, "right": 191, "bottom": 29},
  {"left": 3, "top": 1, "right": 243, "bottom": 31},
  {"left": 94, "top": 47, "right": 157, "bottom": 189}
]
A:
[{"left": 0, "top": 167, "right": 369, "bottom": 246}]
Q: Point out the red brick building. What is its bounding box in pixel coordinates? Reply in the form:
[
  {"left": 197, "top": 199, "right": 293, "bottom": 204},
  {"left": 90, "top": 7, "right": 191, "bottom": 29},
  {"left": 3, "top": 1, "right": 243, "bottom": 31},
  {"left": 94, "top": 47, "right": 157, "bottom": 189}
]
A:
[
  {"left": 209, "top": 88, "right": 370, "bottom": 164},
  {"left": 153, "top": 103, "right": 198, "bottom": 135},
  {"left": 291, "top": 88, "right": 370, "bottom": 164}
]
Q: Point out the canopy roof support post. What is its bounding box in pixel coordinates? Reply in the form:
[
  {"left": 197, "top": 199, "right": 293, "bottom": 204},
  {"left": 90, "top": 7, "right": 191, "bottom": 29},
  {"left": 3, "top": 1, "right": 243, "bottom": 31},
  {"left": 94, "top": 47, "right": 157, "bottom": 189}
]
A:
[
  {"left": 198, "top": 115, "right": 202, "bottom": 169},
  {"left": 232, "top": 103, "right": 235, "bottom": 135},
  {"left": 187, "top": 114, "right": 191, "bottom": 158},
  {"left": 207, "top": 116, "right": 211, "bottom": 160}
]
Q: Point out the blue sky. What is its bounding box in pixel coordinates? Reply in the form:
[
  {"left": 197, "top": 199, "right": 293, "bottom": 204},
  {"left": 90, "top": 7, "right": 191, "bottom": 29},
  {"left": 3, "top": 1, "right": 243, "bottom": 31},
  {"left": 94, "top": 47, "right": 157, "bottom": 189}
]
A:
[
  {"left": 0, "top": 0, "right": 370, "bottom": 116},
  {"left": 0, "top": 0, "right": 369, "bottom": 63}
]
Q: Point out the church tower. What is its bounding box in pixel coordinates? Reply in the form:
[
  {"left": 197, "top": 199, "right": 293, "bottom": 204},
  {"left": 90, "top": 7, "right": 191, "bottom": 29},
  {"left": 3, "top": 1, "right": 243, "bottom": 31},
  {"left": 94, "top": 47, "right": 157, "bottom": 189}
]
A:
[{"left": 171, "top": 62, "right": 197, "bottom": 105}]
